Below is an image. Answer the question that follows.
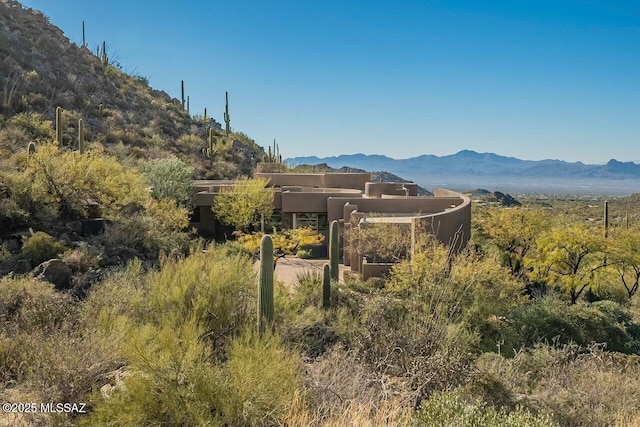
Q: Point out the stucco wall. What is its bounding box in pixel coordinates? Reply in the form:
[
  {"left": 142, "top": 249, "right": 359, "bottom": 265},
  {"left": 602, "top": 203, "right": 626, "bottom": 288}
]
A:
[
  {"left": 255, "top": 172, "right": 371, "bottom": 190},
  {"left": 327, "top": 197, "right": 464, "bottom": 222}
]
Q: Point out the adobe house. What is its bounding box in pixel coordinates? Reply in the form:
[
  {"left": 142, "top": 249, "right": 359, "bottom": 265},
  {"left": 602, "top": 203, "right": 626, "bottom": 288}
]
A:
[{"left": 191, "top": 169, "right": 471, "bottom": 279}]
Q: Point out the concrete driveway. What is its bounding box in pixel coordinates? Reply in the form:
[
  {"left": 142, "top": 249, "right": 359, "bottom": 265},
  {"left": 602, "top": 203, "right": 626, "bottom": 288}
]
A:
[{"left": 254, "top": 257, "right": 347, "bottom": 287}]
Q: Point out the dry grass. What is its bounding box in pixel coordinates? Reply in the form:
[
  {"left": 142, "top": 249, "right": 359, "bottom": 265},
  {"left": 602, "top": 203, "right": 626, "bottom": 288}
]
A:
[{"left": 284, "top": 346, "right": 414, "bottom": 427}]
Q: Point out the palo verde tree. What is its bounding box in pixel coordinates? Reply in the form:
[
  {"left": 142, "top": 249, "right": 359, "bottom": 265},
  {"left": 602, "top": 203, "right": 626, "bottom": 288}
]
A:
[
  {"left": 480, "top": 206, "right": 550, "bottom": 277},
  {"left": 527, "top": 224, "right": 606, "bottom": 304},
  {"left": 607, "top": 227, "right": 640, "bottom": 299},
  {"left": 212, "top": 177, "right": 274, "bottom": 231}
]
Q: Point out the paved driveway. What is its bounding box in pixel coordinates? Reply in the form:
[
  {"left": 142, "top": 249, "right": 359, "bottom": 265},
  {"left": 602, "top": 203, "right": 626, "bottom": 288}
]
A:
[{"left": 254, "top": 257, "right": 347, "bottom": 287}]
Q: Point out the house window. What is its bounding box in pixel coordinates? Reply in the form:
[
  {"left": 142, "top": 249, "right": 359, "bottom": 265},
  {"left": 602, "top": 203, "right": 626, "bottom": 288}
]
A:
[{"left": 293, "top": 213, "right": 328, "bottom": 232}]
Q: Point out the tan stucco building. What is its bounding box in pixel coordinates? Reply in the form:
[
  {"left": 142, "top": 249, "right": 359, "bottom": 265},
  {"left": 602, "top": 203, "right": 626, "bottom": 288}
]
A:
[{"left": 191, "top": 170, "right": 471, "bottom": 279}]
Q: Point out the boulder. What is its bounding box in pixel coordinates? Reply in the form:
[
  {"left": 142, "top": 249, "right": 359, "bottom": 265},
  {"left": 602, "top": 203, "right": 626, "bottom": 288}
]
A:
[{"left": 32, "top": 259, "right": 72, "bottom": 290}]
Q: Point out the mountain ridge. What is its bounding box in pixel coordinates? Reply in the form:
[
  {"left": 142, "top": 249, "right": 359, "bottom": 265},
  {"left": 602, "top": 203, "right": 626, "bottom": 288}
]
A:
[{"left": 286, "top": 150, "right": 640, "bottom": 180}]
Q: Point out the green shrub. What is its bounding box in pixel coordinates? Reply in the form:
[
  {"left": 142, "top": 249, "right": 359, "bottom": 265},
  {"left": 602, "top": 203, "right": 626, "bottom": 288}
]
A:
[
  {"left": 141, "top": 156, "right": 194, "bottom": 207},
  {"left": 86, "top": 245, "right": 256, "bottom": 357},
  {"left": 219, "top": 329, "right": 303, "bottom": 427},
  {"left": 416, "top": 389, "right": 557, "bottom": 427},
  {"left": 500, "top": 296, "right": 640, "bottom": 355},
  {"left": 21, "top": 231, "right": 68, "bottom": 265},
  {"left": 295, "top": 248, "right": 313, "bottom": 259},
  {"left": 84, "top": 320, "right": 224, "bottom": 427},
  {"left": 18, "top": 143, "right": 149, "bottom": 220}
]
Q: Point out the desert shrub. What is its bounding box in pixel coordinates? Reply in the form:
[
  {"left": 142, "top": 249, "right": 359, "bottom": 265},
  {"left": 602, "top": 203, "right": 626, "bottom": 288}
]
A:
[
  {"left": 339, "top": 292, "right": 476, "bottom": 403},
  {"left": 284, "top": 346, "right": 413, "bottom": 426},
  {"left": 0, "top": 241, "right": 13, "bottom": 263},
  {"left": 236, "top": 228, "right": 324, "bottom": 256},
  {"left": 20, "top": 231, "right": 68, "bottom": 265},
  {"left": 140, "top": 155, "right": 194, "bottom": 207},
  {"left": 416, "top": 388, "right": 557, "bottom": 427},
  {"left": 473, "top": 344, "right": 640, "bottom": 427},
  {"left": 84, "top": 320, "right": 224, "bottom": 427},
  {"left": 8, "top": 112, "right": 53, "bottom": 142},
  {"left": 86, "top": 246, "right": 256, "bottom": 357},
  {"left": 176, "top": 133, "right": 201, "bottom": 153},
  {"left": 61, "top": 242, "right": 101, "bottom": 272},
  {"left": 296, "top": 248, "right": 313, "bottom": 259},
  {"left": 18, "top": 143, "right": 148, "bottom": 220},
  {"left": 0, "top": 168, "right": 54, "bottom": 229},
  {"left": 100, "top": 198, "right": 190, "bottom": 258},
  {"left": 219, "top": 329, "right": 303, "bottom": 427},
  {"left": 532, "top": 347, "right": 640, "bottom": 427},
  {"left": 292, "top": 270, "right": 323, "bottom": 310},
  {"left": 500, "top": 296, "right": 640, "bottom": 355},
  {"left": 0, "top": 276, "right": 73, "bottom": 331}
]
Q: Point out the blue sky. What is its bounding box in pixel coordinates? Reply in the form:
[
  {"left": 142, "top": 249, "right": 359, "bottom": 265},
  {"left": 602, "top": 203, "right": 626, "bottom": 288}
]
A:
[{"left": 21, "top": 0, "right": 640, "bottom": 163}]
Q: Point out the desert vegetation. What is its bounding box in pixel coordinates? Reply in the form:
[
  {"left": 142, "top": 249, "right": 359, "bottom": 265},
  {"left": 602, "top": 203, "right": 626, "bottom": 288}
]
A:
[
  {"left": 3, "top": 1, "right": 640, "bottom": 426},
  {"left": 4, "top": 189, "right": 640, "bottom": 426}
]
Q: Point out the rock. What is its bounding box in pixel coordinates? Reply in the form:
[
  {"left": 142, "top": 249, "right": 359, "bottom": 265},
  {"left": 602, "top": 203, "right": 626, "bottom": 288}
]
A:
[
  {"left": 32, "top": 259, "right": 72, "bottom": 290},
  {"left": 0, "top": 257, "right": 31, "bottom": 277},
  {"left": 11, "top": 258, "right": 32, "bottom": 274}
]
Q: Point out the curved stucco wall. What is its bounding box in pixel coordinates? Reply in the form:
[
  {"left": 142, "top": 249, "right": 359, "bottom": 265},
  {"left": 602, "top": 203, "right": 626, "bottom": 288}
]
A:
[{"left": 413, "top": 189, "right": 471, "bottom": 251}]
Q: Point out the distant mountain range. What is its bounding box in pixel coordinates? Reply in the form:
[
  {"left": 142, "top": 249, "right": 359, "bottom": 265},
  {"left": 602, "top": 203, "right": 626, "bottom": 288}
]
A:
[{"left": 287, "top": 150, "right": 640, "bottom": 180}]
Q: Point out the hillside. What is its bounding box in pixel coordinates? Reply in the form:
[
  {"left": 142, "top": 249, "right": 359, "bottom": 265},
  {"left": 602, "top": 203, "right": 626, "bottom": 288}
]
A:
[{"left": 0, "top": 0, "right": 263, "bottom": 178}]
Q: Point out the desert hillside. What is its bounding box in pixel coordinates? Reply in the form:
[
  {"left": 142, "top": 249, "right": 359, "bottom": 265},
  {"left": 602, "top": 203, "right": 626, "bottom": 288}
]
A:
[{"left": 0, "top": 0, "right": 263, "bottom": 178}]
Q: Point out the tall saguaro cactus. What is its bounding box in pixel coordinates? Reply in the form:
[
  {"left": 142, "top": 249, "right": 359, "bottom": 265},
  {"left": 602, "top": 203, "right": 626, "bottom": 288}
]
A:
[
  {"left": 258, "top": 234, "right": 275, "bottom": 334},
  {"left": 203, "top": 127, "right": 216, "bottom": 167},
  {"left": 329, "top": 220, "right": 339, "bottom": 281},
  {"left": 78, "top": 118, "right": 85, "bottom": 153},
  {"left": 55, "top": 106, "right": 62, "bottom": 145},
  {"left": 224, "top": 91, "right": 230, "bottom": 137},
  {"left": 101, "top": 41, "right": 107, "bottom": 65},
  {"left": 604, "top": 200, "right": 609, "bottom": 238},
  {"left": 181, "top": 80, "right": 185, "bottom": 109},
  {"left": 82, "top": 21, "right": 86, "bottom": 48},
  {"left": 323, "top": 263, "right": 331, "bottom": 309}
]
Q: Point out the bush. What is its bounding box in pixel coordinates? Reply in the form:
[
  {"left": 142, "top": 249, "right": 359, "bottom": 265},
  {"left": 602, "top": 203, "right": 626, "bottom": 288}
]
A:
[
  {"left": 501, "top": 297, "right": 640, "bottom": 355},
  {"left": 219, "top": 329, "right": 303, "bottom": 426},
  {"left": 296, "top": 249, "right": 313, "bottom": 259},
  {"left": 85, "top": 320, "right": 223, "bottom": 427},
  {"left": 18, "top": 143, "right": 148, "bottom": 220},
  {"left": 141, "top": 156, "right": 194, "bottom": 207},
  {"left": 416, "top": 389, "right": 557, "bottom": 427},
  {"left": 21, "top": 231, "right": 68, "bottom": 265},
  {"left": 85, "top": 245, "right": 256, "bottom": 356},
  {"left": 473, "top": 344, "right": 640, "bottom": 427}
]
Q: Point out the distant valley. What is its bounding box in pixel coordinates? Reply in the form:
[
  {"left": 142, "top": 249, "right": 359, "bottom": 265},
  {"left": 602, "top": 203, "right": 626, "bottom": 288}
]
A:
[{"left": 287, "top": 151, "right": 640, "bottom": 195}]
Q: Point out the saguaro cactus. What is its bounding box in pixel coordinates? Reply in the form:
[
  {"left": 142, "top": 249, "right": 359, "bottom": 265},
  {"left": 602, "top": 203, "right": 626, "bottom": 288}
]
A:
[
  {"left": 329, "top": 220, "right": 339, "bottom": 281},
  {"left": 204, "top": 107, "right": 207, "bottom": 123},
  {"left": 203, "top": 128, "right": 216, "bottom": 167},
  {"left": 224, "top": 91, "right": 230, "bottom": 137},
  {"left": 604, "top": 200, "right": 609, "bottom": 238},
  {"left": 55, "top": 106, "right": 62, "bottom": 145},
  {"left": 78, "top": 118, "right": 85, "bottom": 153},
  {"left": 82, "top": 21, "right": 86, "bottom": 48},
  {"left": 322, "top": 263, "right": 331, "bottom": 309},
  {"left": 98, "top": 103, "right": 103, "bottom": 119},
  {"left": 258, "top": 234, "right": 275, "bottom": 334},
  {"left": 181, "top": 80, "right": 185, "bottom": 109},
  {"left": 101, "top": 41, "right": 107, "bottom": 65}
]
